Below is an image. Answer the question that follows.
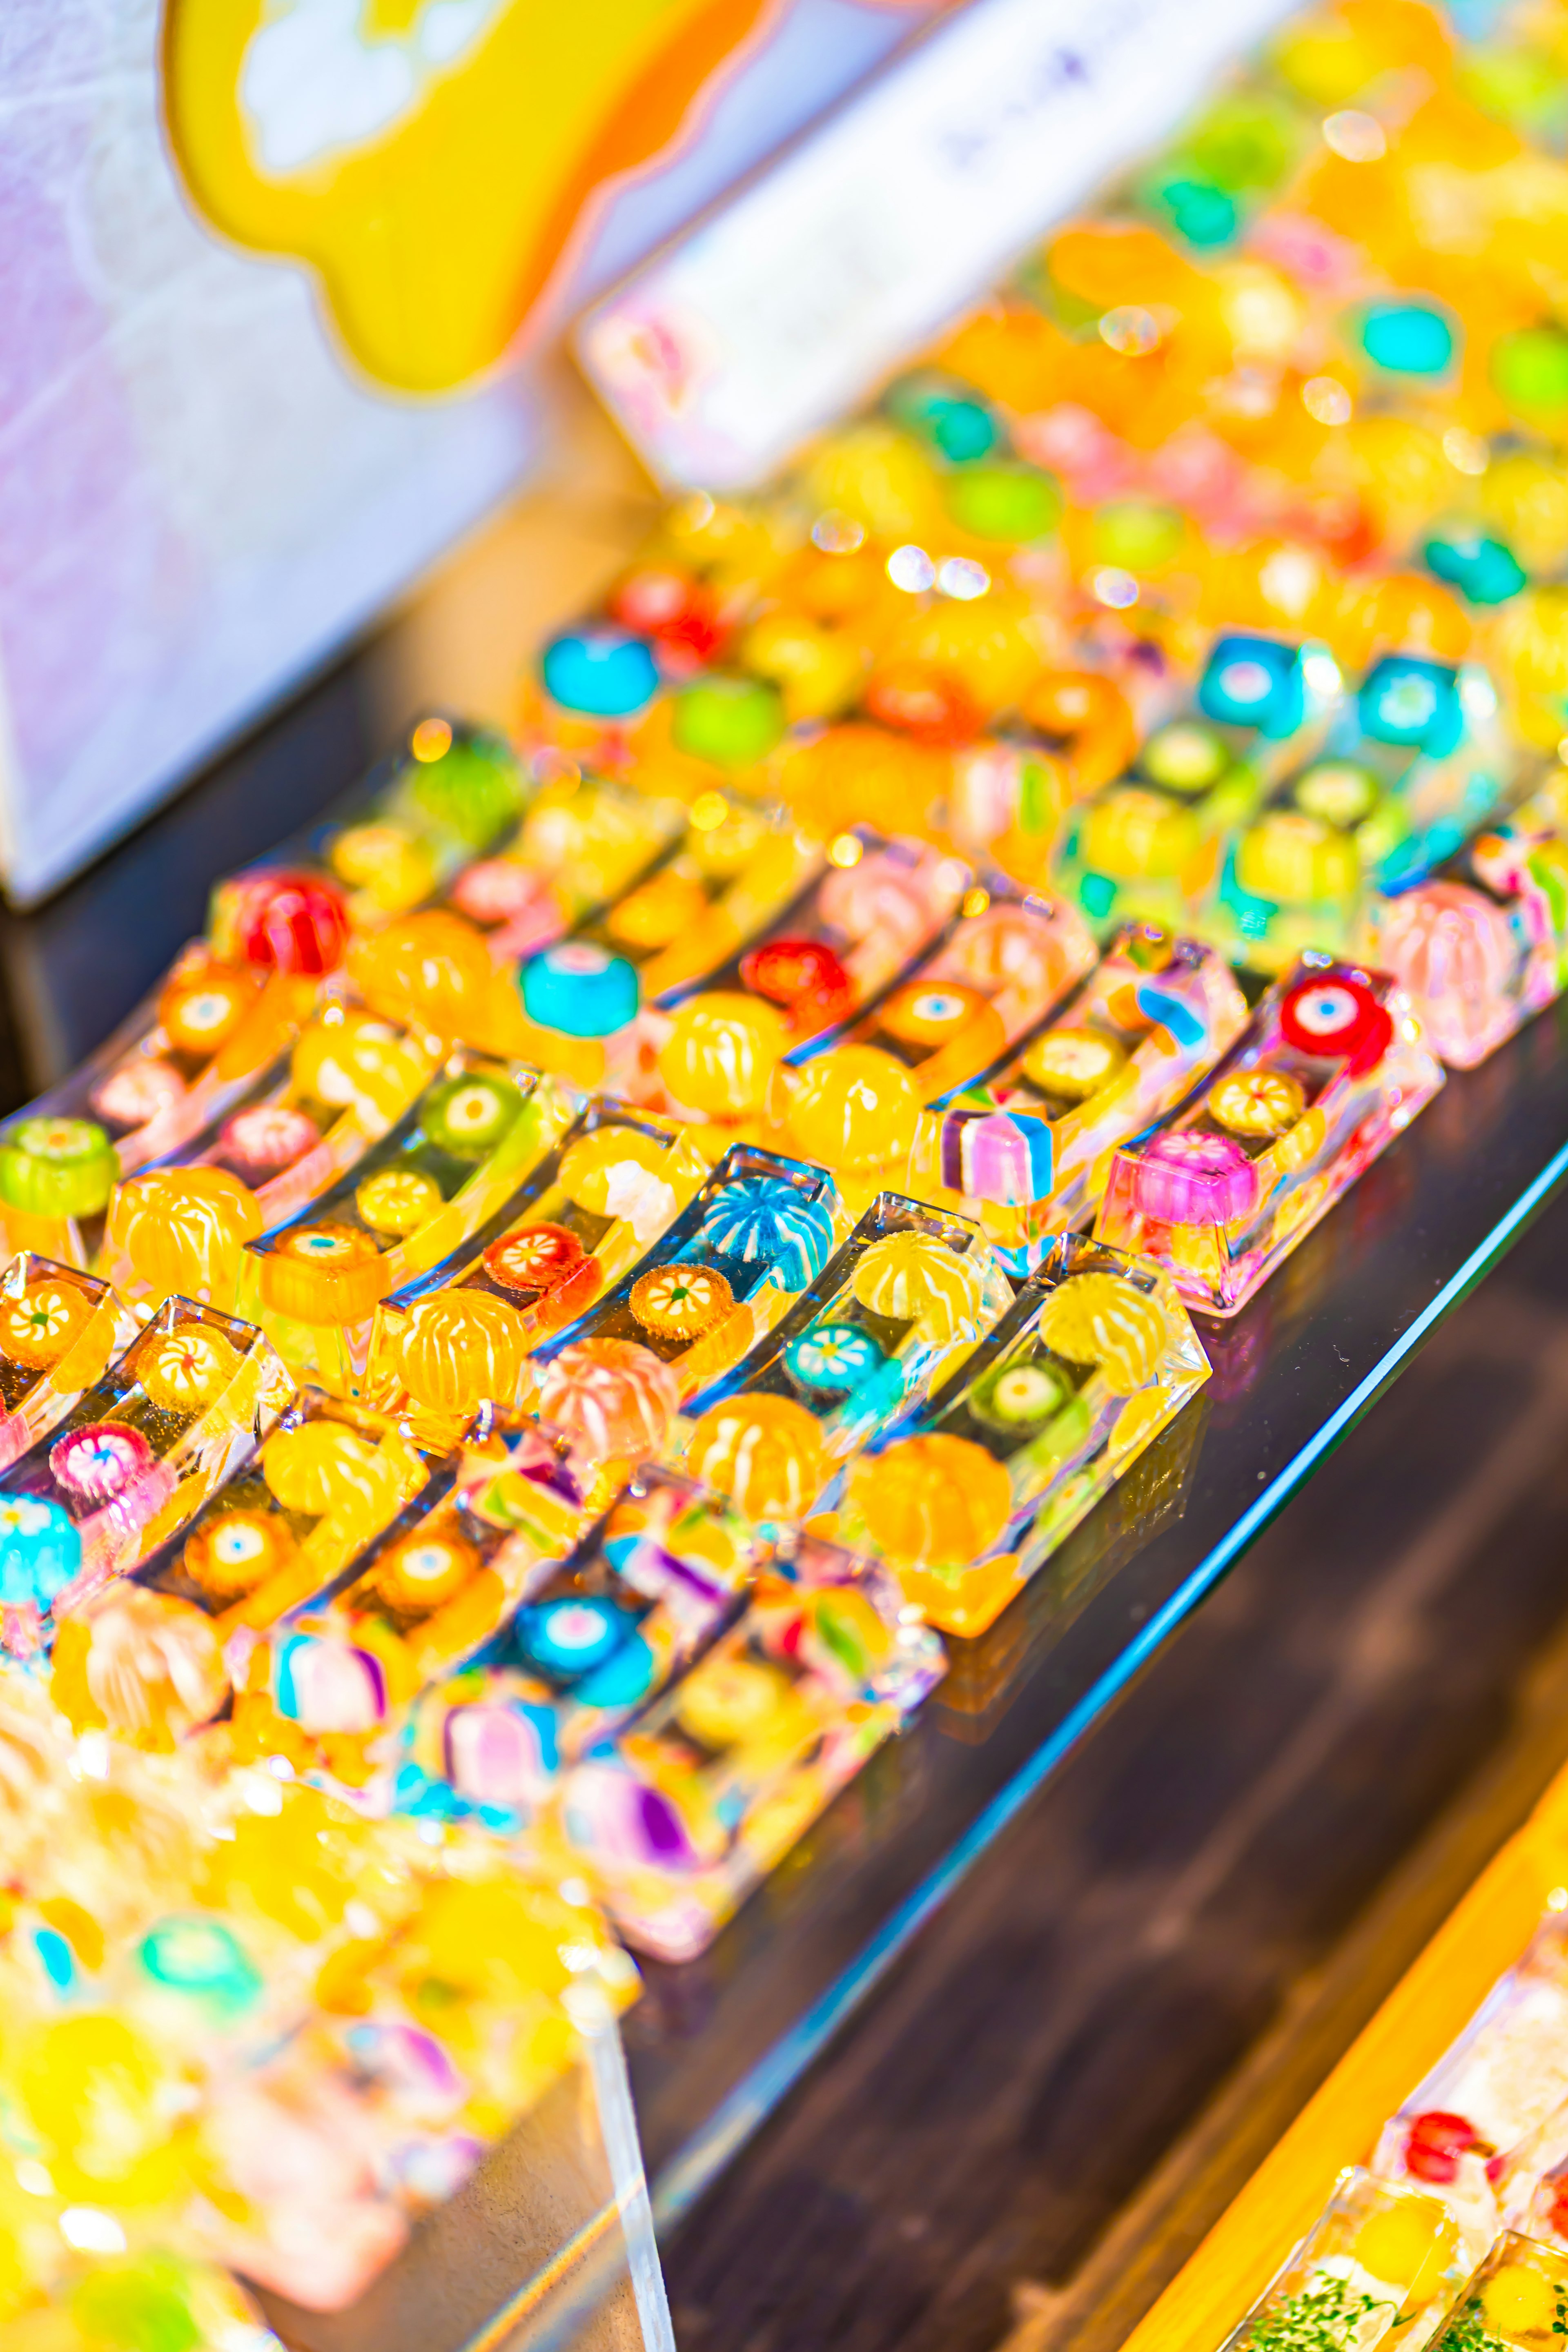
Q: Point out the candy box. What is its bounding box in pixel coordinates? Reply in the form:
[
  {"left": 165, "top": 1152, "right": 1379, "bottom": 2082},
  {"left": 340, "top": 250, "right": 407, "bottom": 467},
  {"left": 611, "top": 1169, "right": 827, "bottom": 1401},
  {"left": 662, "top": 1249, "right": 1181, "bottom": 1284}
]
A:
[
  {"left": 0, "top": 1297, "right": 293, "bottom": 1655},
  {"left": 360, "top": 1096, "right": 712, "bottom": 1445},
  {"left": 242, "top": 1054, "right": 574, "bottom": 1392},
  {"left": 913, "top": 923, "right": 1250, "bottom": 1275},
  {"left": 1051, "top": 632, "right": 1344, "bottom": 935},
  {"left": 48, "top": 1390, "right": 452, "bottom": 1750},
  {"left": 669, "top": 1191, "right": 1014, "bottom": 1529},
  {"left": 1368, "top": 818, "right": 1568, "bottom": 1067},
  {"left": 0, "top": 1256, "right": 138, "bottom": 1474},
  {"left": 231, "top": 1416, "right": 596, "bottom": 1793},
  {"left": 633, "top": 829, "right": 972, "bottom": 1151},
  {"left": 521, "top": 1143, "right": 847, "bottom": 1475},
  {"left": 759, "top": 875, "right": 1096, "bottom": 1217},
  {"left": 827, "top": 1234, "right": 1210, "bottom": 1638},
  {"left": 1096, "top": 954, "right": 1443, "bottom": 1316},
  {"left": 1221, "top": 2169, "right": 1466, "bottom": 2352},
  {"left": 392, "top": 1468, "right": 768, "bottom": 1832},
  {"left": 557, "top": 1532, "right": 943, "bottom": 1961}
]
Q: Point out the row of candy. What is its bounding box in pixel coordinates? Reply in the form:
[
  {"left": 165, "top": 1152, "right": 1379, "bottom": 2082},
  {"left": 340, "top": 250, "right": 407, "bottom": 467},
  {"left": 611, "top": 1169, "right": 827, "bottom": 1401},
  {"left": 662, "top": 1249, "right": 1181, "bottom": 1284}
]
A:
[
  {"left": 1221, "top": 1878, "right": 1568, "bottom": 2349},
  {"left": 0, "top": 1667, "right": 638, "bottom": 2341}
]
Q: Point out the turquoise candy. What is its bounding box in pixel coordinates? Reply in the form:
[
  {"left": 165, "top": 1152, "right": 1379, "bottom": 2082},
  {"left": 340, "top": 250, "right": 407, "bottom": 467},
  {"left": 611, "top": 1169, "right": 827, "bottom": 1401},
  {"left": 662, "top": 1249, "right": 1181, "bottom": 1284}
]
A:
[
  {"left": 1155, "top": 177, "right": 1237, "bottom": 247},
  {"left": 541, "top": 627, "right": 659, "bottom": 718},
  {"left": 138, "top": 1916, "right": 262, "bottom": 2016},
  {"left": 673, "top": 675, "right": 785, "bottom": 767},
  {"left": 0, "top": 1495, "right": 81, "bottom": 1607},
  {"left": 1198, "top": 633, "right": 1305, "bottom": 737},
  {"left": 697, "top": 1177, "right": 837, "bottom": 1288},
  {"left": 521, "top": 940, "right": 639, "bottom": 1036},
  {"left": 784, "top": 1321, "right": 886, "bottom": 1393},
  {"left": 1424, "top": 531, "right": 1527, "bottom": 606},
  {"left": 1359, "top": 302, "right": 1455, "bottom": 377},
  {"left": 513, "top": 1594, "right": 631, "bottom": 1681},
  {"left": 884, "top": 372, "right": 999, "bottom": 462}
]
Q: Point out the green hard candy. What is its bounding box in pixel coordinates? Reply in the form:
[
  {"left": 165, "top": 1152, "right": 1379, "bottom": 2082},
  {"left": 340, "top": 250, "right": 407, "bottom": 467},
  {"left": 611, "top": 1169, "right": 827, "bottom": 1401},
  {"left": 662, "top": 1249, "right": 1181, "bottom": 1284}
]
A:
[
  {"left": 942, "top": 463, "right": 1059, "bottom": 543},
  {"left": 407, "top": 729, "right": 524, "bottom": 849},
  {"left": 673, "top": 675, "right": 785, "bottom": 766},
  {"left": 1493, "top": 326, "right": 1568, "bottom": 414}
]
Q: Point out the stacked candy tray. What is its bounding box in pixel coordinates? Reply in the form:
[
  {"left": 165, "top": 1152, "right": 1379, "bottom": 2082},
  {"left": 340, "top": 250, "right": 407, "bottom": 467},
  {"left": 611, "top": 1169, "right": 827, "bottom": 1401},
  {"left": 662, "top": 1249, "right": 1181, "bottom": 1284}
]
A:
[{"left": 22, "top": 0, "right": 1568, "bottom": 2341}]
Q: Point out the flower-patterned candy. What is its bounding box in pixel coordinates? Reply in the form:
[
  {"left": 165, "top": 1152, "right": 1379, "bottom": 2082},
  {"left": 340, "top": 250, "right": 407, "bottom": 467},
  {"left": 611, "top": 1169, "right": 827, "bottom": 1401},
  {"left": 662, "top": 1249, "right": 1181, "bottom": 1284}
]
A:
[
  {"left": 183, "top": 1503, "right": 296, "bottom": 1600},
  {"left": 0, "top": 1277, "right": 94, "bottom": 1370},
  {"left": 629, "top": 1262, "right": 737, "bottom": 1341},
  {"left": 0, "top": 1494, "right": 82, "bottom": 1607},
  {"left": 139, "top": 1327, "right": 245, "bottom": 1414},
  {"left": 51, "top": 1421, "right": 156, "bottom": 1503}
]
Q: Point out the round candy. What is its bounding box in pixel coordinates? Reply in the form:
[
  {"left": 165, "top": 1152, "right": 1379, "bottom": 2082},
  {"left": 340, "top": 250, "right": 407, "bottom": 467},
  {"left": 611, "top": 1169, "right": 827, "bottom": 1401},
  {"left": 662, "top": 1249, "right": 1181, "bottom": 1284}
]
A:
[
  {"left": 140, "top": 1327, "right": 243, "bottom": 1414},
  {"left": 655, "top": 991, "right": 790, "bottom": 1117},
  {"left": 947, "top": 906, "right": 1075, "bottom": 1003},
  {"left": 629, "top": 1262, "right": 735, "bottom": 1342},
  {"left": 405, "top": 723, "right": 523, "bottom": 848},
  {"left": 158, "top": 964, "right": 257, "bottom": 1058},
  {"left": 484, "top": 1221, "right": 593, "bottom": 1297},
  {"left": 677, "top": 1654, "right": 798, "bottom": 1748},
  {"left": 942, "top": 463, "right": 1060, "bottom": 542},
  {"left": 848, "top": 1433, "right": 1013, "bottom": 1569},
  {"left": 138, "top": 1913, "right": 260, "bottom": 2007},
  {"left": 451, "top": 856, "right": 556, "bottom": 928},
  {"left": 330, "top": 819, "right": 439, "bottom": 909},
  {"left": 184, "top": 1504, "right": 295, "bottom": 1599},
  {"left": 782, "top": 1046, "right": 923, "bottom": 1172},
  {"left": 1377, "top": 882, "right": 1516, "bottom": 1014},
  {"left": 536, "top": 1338, "right": 681, "bottom": 1460},
  {"left": 1424, "top": 531, "right": 1526, "bottom": 608},
  {"left": 850, "top": 1229, "right": 987, "bottom": 1341},
  {"left": 423, "top": 1071, "right": 524, "bottom": 1158},
  {"left": 696, "top": 1176, "right": 836, "bottom": 1289},
  {"left": 1020, "top": 1026, "right": 1127, "bottom": 1100},
  {"left": 355, "top": 1163, "right": 443, "bottom": 1236},
  {"left": 218, "top": 1103, "right": 321, "bottom": 1182},
  {"left": 72, "top": 1588, "right": 229, "bottom": 1746},
  {"left": 372, "top": 1527, "right": 477, "bottom": 1615},
  {"left": 1080, "top": 787, "right": 1200, "bottom": 883},
  {"left": 606, "top": 868, "right": 710, "bottom": 949},
  {"left": 350, "top": 909, "right": 501, "bottom": 1038},
  {"left": 108, "top": 1167, "right": 263, "bottom": 1298},
  {"left": 0, "top": 1279, "right": 94, "bottom": 1371},
  {"left": 818, "top": 853, "right": 937, "bottom": 954},
  {"left": 1235, "top": 812, "right": 1357, "bottom": 906},
  {"left": 513, "top": 1594, "right": 632, "bottom": 1679},
  {"left": 672, "top": 675, "right": 785, "bottom": 767},
  {"left": 609, "top": 566, "right": 724, "bottom": 662},
  {"left": 261, "top": 1421, "right": 383, "bottom": 1515},
  {"left": 878, "top": 981, "right": 1001, "bottom": 1061},
  {"left": 0, "top": 1494, "right": 81, "bottom": 1605},
  {"left": 968, "top": 1352, "right": 1071, "bottom": 1434},
  {"left": 1208, "top": 1068, "right": 1307, "bottom": 1141},
  {"left": 1141, "top": 722, "right": 1229, "bottom": 793},
  {"left": 396, "top": 1289, "right": 531, "bottom": 1416},
  {"left": 51, "top": 1419, "right": 155, "bottom": 1502},
  {"left": 558, "top": 1126, "right": 671, "bottom": 1214},
  {"left": 259, "top": 1222, "right": 389, "bottom": 1326},
  {"left": 684, "top": 1392, "right": 828, "bottom": 1521},
  {"left": 540, "top": 626, "right": 660, "bottom": 718},
  {"left": 1360, "top": 301, "right": 1454, "bottom": 377},
  {"left": 863, "top": 662, "right": 982, "bottom": 747},
  {"left": 783, "top": 1321, "right": 886, "bottom": 1393},
  {"left": 739, "top": 938, "right": 854, "bottom": 1027},
  {"left": 1033, "top": 1272, "right": 1169, "bottom": 1394},
  {"left": 293, "top": 1009, "right": 430, "bottom": 1120},
  {"left": 521, "top": 941, "right": 640, "bottom": 1038},
  {"left": 1292, "top": 762, "right": 1379, "bottom": 828},
  {"left": 1129, "top": 1131, "right": 1260, "bottom": 1229},
  {"left": 0, "top": 1116, "right": 118, "bottom": 1220},
  {"left": 91, "top": 1058, "right": 186, "bottom": 1129},
  {"left": 1278, "top": 972, "right": 1392, "bottom": 1071},
  {"left": 232, "top": 873, "right": 350, "bottom": 976}
]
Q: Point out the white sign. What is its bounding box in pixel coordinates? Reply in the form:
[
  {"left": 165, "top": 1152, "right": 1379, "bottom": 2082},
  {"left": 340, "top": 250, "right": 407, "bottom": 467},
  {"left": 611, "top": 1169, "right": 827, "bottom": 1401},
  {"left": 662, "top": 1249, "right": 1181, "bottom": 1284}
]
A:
[{"left": 577, "top": 0, "right": 1296, "bottom": 490}]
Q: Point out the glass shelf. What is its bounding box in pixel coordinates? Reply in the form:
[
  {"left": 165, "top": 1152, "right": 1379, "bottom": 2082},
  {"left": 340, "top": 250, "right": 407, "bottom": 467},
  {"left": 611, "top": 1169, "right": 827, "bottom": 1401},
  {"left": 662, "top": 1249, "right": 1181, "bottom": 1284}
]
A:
[{"left": 624, "top": 993, "right": 1568, "bottom": 2231}]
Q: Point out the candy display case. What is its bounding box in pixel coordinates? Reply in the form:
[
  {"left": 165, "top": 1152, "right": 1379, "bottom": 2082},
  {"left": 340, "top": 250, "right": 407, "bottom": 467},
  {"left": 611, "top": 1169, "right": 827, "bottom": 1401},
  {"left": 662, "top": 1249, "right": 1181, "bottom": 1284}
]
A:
[
  {"left": 915, "top": 923, "right": 1250, "bottom": 1273},
  {"left": 1096, "top": 953, "right": 1444, "bottom": 1314}
]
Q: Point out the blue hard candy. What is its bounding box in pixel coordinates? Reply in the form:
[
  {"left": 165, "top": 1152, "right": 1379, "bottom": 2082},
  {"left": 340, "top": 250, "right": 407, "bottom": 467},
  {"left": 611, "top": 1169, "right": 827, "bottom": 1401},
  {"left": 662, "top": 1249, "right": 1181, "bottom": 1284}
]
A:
[
  {"left": 540, "top": 628, "right": 659, "bottom": 718},
  {"left": 0, "top": 1495, "right": 81, "bottom": 1608},
  {"left": 521, "top": 940, "right": 640, "bottom": 1037}
]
